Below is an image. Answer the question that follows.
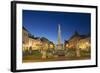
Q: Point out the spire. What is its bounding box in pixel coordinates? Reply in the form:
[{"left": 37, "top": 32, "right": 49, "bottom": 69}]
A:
[{"left": 58, "top": 24, "right": 61, "bottom": 44}]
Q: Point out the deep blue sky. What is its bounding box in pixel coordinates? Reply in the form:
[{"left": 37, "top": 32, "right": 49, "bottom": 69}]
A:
[{"left": 23, "top": 10, "right": 91, "bottom": 44}]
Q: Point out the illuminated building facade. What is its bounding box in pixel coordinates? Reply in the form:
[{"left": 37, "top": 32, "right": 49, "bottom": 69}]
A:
[
  {"left": 64, "top": 32, "right": 91, "bottom": 51},
  {"left": 22, "top": 27, "right": 29, "bottom": 51},
  {"left": 22, "top": 27, "right": 55, "bottom": 52}
]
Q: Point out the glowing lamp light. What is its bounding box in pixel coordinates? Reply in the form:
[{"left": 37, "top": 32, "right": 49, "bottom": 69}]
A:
[
  {"left": 66, "top": 44, "right": 68, "bottom": 47},
  {"left": 86, "top": 42, "right": 89, "bottom": 45},
  {"left": 50, "top": 44, "right": 54, "bottom": 48}
]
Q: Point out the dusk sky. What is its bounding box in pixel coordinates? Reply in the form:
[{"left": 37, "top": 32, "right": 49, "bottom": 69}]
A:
[{"left": 23, "top": 10, "right": 91, "bottom": 44}]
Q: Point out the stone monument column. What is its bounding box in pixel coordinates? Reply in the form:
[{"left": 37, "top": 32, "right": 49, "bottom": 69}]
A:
[
  {"left": 56, "top": 24, "right": 63, "bottom": 50},
  {"left": 58, "top": 24, "right": 61, "bottom": 45}
]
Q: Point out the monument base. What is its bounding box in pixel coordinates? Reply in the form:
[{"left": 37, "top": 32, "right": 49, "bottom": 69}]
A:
[{"left": 56, "top": 44, "right": 63, "bottom": 50}]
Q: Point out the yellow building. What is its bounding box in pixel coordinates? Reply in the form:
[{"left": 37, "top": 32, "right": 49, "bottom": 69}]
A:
[
  {"left": 22, "top": 27, "right": 55, "bottom": 52},
  {"left": 42, "top": 41, "right": 49, "bottom": 50},
  {"left": 28, "top": 37, "right": 42, "bottom": 50},
  {"left": 22, "top": 27, "right": 29, "bottom": 51},
  {"left": 77, "top": 37, "right": 91, "bottom": 51},
  {"left": 64, "top": 32, "right": 82, "bottom": 49},
  {"left": 49, "top": 42, "right": 55, "bottom": 49},
  {"left": 64, "top": 32, "right": 91, "bottom": 50}
]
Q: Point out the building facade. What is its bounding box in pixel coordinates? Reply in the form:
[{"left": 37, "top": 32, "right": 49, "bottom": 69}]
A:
[
  {"left": 64, "top": 32, "right": 91, "bottom": 51},
  {"left": 77, "top": 37, "right": 91, "bottom": 51},
  {"left": 28, "top": 37, "right": 42, "bottom": 51},
  {"left": 22, "top": 27, "right": 29, "bottom": 51},
  {"left": 22, "top": 27, "right": 55, "bottom": 52}
]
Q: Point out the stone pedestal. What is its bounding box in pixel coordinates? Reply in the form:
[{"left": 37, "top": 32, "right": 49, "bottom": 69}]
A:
[
  {"left": 42, "top": 51, "right": 46, "bottom": 59},
  {"left": 54, "top": 55, "right": 58, "bottom": 58},
  {"left": 56, "top": 44, "right": 63, "bottom": 49},
  {"left": 76, "top": 48, "right": 80, "bottom": 57}
]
